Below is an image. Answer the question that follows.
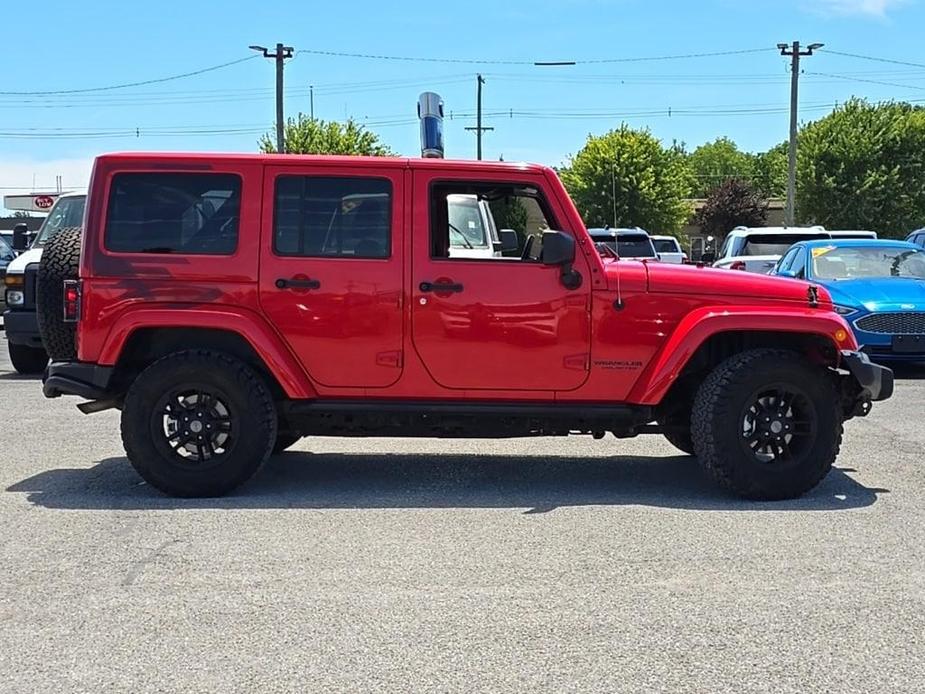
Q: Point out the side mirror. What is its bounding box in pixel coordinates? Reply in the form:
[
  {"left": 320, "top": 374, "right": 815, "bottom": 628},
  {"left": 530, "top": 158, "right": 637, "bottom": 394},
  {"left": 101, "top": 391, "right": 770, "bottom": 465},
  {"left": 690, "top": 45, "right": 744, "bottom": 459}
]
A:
[
  {"left": 777, "top": 269, "right": 799, "bottom": 279},
  {"left": 540, "top": 230, "right": 575, "bottom": 266},
  {"left": 11, "top": 223, "right": 29, "bottom": 252},
  {"left": 498, "top": 229, "right": 519, "bottom": 253},
  {"left": 541, "top": 231, "right": 581, "bottom": 289}
]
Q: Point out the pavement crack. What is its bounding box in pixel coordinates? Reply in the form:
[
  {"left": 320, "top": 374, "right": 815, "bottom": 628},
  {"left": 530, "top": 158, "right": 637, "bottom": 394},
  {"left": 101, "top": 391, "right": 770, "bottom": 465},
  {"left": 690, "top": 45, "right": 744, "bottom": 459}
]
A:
[{"left": 121, "top": 539, "right": 181, "bottom": 587}]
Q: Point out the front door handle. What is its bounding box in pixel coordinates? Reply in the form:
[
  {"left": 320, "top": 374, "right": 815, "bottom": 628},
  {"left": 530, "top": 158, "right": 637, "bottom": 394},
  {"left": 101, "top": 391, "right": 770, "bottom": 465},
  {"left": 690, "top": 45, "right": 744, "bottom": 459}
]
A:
[
  {"left": 276, "top": 278, "right": 321, "bottom": 290},
  {"left": 420, "top": 281, "right": 464, "bottom": 293}
]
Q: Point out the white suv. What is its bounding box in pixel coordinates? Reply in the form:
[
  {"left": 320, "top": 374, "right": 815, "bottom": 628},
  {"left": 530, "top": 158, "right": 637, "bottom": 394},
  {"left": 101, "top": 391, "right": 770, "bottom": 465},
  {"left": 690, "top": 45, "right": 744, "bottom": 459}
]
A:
[{"left": 713, "top": 226, "right": 829, "bottom": 273}]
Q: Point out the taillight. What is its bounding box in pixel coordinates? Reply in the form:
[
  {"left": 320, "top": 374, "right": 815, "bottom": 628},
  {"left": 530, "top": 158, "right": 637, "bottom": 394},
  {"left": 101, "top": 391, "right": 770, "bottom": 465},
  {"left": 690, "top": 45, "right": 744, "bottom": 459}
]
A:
[
  {"left": 729, "top": 261, "right": 747, "bottom": 271},
  {"left": 63, "top": 280, "right": 81, "bottom": 322}
]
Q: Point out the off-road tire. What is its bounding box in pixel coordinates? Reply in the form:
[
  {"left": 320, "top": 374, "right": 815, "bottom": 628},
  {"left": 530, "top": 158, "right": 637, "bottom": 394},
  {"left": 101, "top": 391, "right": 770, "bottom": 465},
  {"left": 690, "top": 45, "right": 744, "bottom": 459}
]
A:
[
  {"left": 36, "top": 226, "right": 82, "bottom": 361},
  {"left": 691, "top": 348, "right": 842, "bottom": 500},
  {"left": 8, "top": 342, "right": 48, "bottom": 375},
  {"left": 272, "top": 433, "right": 302, "bottom": 455},
  {"left": 121, "top": 350, "right": 277, "bottom": 497}
]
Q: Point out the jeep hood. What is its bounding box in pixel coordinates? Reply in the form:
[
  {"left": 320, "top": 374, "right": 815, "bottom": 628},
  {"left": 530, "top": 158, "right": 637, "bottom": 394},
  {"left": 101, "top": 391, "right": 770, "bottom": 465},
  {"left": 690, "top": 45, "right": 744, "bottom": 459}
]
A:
[
  {"left": 629, "top": 261, "right": 832, "bottom": 306},
  {"left": 5, "top": 247, "right": 42, "bottom": 274}
]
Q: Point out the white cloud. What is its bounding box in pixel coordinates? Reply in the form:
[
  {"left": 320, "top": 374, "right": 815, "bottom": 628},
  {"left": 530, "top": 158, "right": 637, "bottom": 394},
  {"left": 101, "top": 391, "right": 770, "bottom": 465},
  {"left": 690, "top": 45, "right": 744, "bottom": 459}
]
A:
[
  {"left": 0, "top": 156, "right": 93, "bottom": 214},
  {"left": 808, "top": 0, "right": 908, "bottom": 17}
]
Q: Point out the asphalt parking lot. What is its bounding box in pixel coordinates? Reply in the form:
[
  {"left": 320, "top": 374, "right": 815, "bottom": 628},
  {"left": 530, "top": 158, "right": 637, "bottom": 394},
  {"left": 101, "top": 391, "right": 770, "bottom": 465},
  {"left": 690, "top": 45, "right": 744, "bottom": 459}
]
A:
[{"left": 1, "top": 343, "right": 924, "bottom": 693}]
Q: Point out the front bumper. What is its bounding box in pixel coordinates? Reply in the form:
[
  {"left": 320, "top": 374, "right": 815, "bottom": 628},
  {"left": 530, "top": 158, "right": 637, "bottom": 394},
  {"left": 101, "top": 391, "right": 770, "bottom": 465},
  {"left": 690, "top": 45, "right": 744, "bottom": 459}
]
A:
[
  {"left": 840, "top": 350, "right": 894, "bottom": 412},
  {"left": 3, "top": 309, "right": 42, "bottom": 347},
  {"left": 43, "top": 361, "right": 115, "bottom": 400}
]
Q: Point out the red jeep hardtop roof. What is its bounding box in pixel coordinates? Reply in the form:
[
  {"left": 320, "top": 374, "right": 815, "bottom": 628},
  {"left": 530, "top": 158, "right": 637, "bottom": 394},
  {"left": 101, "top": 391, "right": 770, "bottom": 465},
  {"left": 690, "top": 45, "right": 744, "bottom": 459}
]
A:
[{"left": 95, "top": 152, "right": 552, "bottom": 176}]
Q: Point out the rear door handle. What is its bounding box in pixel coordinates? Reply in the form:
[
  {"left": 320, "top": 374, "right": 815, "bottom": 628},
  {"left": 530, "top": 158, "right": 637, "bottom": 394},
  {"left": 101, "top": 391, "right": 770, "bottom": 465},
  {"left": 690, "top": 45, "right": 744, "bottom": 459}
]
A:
[
  {"left": 276, "top": 278, "right": 321, "bottom": 290},
  {"left": 419, "top": 281, "right": 464, "bottom": 293}
]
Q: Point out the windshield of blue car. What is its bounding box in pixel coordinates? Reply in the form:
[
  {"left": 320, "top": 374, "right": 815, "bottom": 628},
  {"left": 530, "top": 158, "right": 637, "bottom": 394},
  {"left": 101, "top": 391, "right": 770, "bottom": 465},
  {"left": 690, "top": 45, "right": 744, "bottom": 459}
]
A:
[
  {"left": 812, "top": 246, "right": 925, "bottom": 280},
  {"left": 33, "top": 196, "right": 86, "bottom": 249}
]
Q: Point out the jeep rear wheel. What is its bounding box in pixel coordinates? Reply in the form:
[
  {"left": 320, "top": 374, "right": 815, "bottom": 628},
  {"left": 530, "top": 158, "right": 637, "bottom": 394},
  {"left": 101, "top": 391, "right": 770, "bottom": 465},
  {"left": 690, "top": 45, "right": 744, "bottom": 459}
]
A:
[
  {"left": 691, "top": 349, "right": 842, "bottom": 500},
  {"left": 8, "top": 343, "right": 49, "bottom": 375},
  {"left": 121, "top": 350, "right": 277, "bottom": 497},
  {"left": 36, "top": 226, "right": 82, "bottom": 361}
]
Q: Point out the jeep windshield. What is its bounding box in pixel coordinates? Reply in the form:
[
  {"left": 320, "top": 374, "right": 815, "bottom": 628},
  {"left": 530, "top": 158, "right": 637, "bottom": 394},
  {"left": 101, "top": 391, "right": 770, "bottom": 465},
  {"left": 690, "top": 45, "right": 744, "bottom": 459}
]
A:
[
  {"left": 590, "top": 232, "right": 656, "bottom": 258},
  {"left": 736, "top": 233, "right": 828, "bottom": 257},
  {"left": 32, "top": 196, "right": 86, "bottom": 249}
]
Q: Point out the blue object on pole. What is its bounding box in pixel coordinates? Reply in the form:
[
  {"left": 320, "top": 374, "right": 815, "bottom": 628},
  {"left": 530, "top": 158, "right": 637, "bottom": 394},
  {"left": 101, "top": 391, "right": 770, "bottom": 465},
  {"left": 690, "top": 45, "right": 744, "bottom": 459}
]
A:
[{"left": 417, "top": 92, "right": 444, "bottom": 158}]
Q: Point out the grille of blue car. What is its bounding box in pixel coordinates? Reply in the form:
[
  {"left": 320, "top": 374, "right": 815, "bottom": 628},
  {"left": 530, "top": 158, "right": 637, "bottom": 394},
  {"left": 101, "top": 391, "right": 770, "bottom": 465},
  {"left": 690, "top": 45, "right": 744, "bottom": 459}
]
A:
[{"left": 855, "top": 312, "right": 925, "bottom": 335}]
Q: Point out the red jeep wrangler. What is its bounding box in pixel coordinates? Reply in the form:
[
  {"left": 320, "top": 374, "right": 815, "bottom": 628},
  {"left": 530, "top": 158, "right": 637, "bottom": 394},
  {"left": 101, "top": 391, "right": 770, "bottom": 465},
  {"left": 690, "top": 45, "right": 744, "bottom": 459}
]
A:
[{"left": 38, "top": 152, "right": 892, "bottom": 499}]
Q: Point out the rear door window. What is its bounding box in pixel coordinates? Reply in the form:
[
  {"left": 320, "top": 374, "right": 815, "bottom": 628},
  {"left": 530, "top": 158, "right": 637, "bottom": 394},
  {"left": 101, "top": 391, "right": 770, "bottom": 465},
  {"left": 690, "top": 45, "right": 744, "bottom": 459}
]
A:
[
  {"left": 105, "top": 173, "right": 241, "bottom": 254},
  {"left": 274, "top": 176, "right": 391, "bottom": 258}
]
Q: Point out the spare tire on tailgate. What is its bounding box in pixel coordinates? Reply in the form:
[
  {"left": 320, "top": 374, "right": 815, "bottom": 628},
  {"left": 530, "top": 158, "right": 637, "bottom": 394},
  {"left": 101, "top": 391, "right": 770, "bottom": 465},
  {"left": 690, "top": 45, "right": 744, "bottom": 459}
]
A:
[{"left": 37, "top": 226, "right": 82, "bottom": 361}]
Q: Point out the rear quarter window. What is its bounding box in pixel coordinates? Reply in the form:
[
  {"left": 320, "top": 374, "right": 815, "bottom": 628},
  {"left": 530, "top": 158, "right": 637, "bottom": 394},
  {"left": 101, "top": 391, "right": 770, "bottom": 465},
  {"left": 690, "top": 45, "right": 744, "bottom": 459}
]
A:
[
  {"left": 104, "top": 172, "right": 241, "bottom": 255},
  {"left": 652, "top": 238, "right": 680, "bottom": 253}
]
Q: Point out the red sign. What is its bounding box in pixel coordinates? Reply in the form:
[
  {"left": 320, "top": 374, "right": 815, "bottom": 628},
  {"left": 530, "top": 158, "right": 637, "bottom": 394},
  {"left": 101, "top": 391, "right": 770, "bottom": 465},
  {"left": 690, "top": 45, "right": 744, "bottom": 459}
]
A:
[{"left": 34, "top": 195, "right": 55, "bottom": 209}]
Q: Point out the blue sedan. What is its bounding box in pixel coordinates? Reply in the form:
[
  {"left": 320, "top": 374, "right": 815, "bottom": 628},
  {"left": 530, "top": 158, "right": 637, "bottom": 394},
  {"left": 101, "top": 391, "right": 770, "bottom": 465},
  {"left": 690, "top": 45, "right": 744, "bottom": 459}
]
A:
[{"left": 771, "top": 239, "right": 925, "bottom": 362}]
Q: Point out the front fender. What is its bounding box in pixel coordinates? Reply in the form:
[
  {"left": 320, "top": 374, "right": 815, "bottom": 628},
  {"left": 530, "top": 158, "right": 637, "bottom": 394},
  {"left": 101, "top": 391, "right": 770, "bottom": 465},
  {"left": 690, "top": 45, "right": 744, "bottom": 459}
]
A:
[
  {"left": 626, "top": 305, "right": 856, "bottom": 405},
  {"left": 95, "top": 305, "right": 318, "bottom": 399}
]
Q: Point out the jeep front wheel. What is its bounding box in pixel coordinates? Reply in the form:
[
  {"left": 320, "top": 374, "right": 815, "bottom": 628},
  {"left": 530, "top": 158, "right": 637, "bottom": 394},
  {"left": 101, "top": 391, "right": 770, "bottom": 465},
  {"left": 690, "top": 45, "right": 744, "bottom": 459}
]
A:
[
  {"left": 691, "top": 349, "right": 842, "bottom": 500},
  {"left": 121, "top": 350, "right": 277, "bottom": 497}
]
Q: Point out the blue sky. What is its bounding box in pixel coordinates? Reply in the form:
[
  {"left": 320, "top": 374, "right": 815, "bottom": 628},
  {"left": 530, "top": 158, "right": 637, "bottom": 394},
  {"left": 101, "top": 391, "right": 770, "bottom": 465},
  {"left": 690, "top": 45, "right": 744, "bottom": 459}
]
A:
[{"left": 1, "top": 0, "right": 923, "bottom": 209}]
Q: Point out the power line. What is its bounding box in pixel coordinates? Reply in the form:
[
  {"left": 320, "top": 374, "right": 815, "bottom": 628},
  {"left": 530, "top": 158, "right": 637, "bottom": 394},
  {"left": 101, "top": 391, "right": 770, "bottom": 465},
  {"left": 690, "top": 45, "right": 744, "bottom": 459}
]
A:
[
  {"left": 0, "top": 55, "right": 260, "bottom": 96},
  {"left": 806, "top": 71, "right": 925, "bottom": 92},
  {"left": 298, "top": 47, "right": 774, "bottom": 65},
  {"left": 823, "top": 50, "right": 925, "bottom": 71}
]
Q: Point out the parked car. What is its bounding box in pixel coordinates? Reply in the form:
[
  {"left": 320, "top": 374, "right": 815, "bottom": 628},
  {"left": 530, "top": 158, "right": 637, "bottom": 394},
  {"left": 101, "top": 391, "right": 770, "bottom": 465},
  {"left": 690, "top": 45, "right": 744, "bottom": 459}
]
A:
[
  {"left": 771, "top": 239, "right": 925, "bottom": 362},
  {"left": 587, "top": 227, "right": 658, "bottom": 259},
  {"left": 906, "top": 228, "right": 925, "bottom": 248},
  {"left": 650, "top": 235, "right": 688, "bottom": 264},
  {"left": 39, "top": 152, "right": 890, "bottom": 500},
  {"left": 0, "top": 235, "right": 15, "bottom": 312},
  {"left": 3, "top": 192, "right": 86, "bottom": 374},
  {"left": 713, "top": 226, "right": 829, "bottom": 273}
]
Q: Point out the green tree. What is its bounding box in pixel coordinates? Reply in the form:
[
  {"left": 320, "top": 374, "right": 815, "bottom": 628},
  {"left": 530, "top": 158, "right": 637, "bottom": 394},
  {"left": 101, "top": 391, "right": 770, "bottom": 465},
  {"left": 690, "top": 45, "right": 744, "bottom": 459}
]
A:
[
  {"left": 753, "top": 142, "right": 788, "bottom": 198},
  {"left": 797, "top": 99, "right": 925, "bottom": 236},
  {"left": 260, "top": 115, "right": 394, "bottom": 156},
  {"left": 560, "top": 125, "right": 693, "bottom": 233},
  {"left": 694, "top": 178, "right": 769, "bottom": 237},
  {"left": 687, "top": 137, "right": 755, "bottom": 197}
]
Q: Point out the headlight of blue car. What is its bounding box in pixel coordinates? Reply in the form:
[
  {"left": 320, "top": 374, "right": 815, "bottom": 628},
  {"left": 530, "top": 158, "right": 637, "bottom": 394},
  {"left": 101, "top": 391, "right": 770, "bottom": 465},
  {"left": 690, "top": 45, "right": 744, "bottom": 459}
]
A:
[{"left": 834, "top": 305, "right": 857, "bottom": 316}]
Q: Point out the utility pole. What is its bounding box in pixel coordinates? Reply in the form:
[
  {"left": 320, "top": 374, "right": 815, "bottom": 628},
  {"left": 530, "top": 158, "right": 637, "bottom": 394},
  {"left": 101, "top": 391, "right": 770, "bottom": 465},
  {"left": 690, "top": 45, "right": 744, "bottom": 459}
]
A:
[
  {"left": 250, "top": 43, "right": 294, "bottom": 153},
  {"left": 778, "top": 41, "right": 823, "bottom": 226},
  {"left": 310, "top": 85, "right": 314, "bottom": 120},
  {"left": 465, "top": 74, "right": 493, "bottom": 160}
]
